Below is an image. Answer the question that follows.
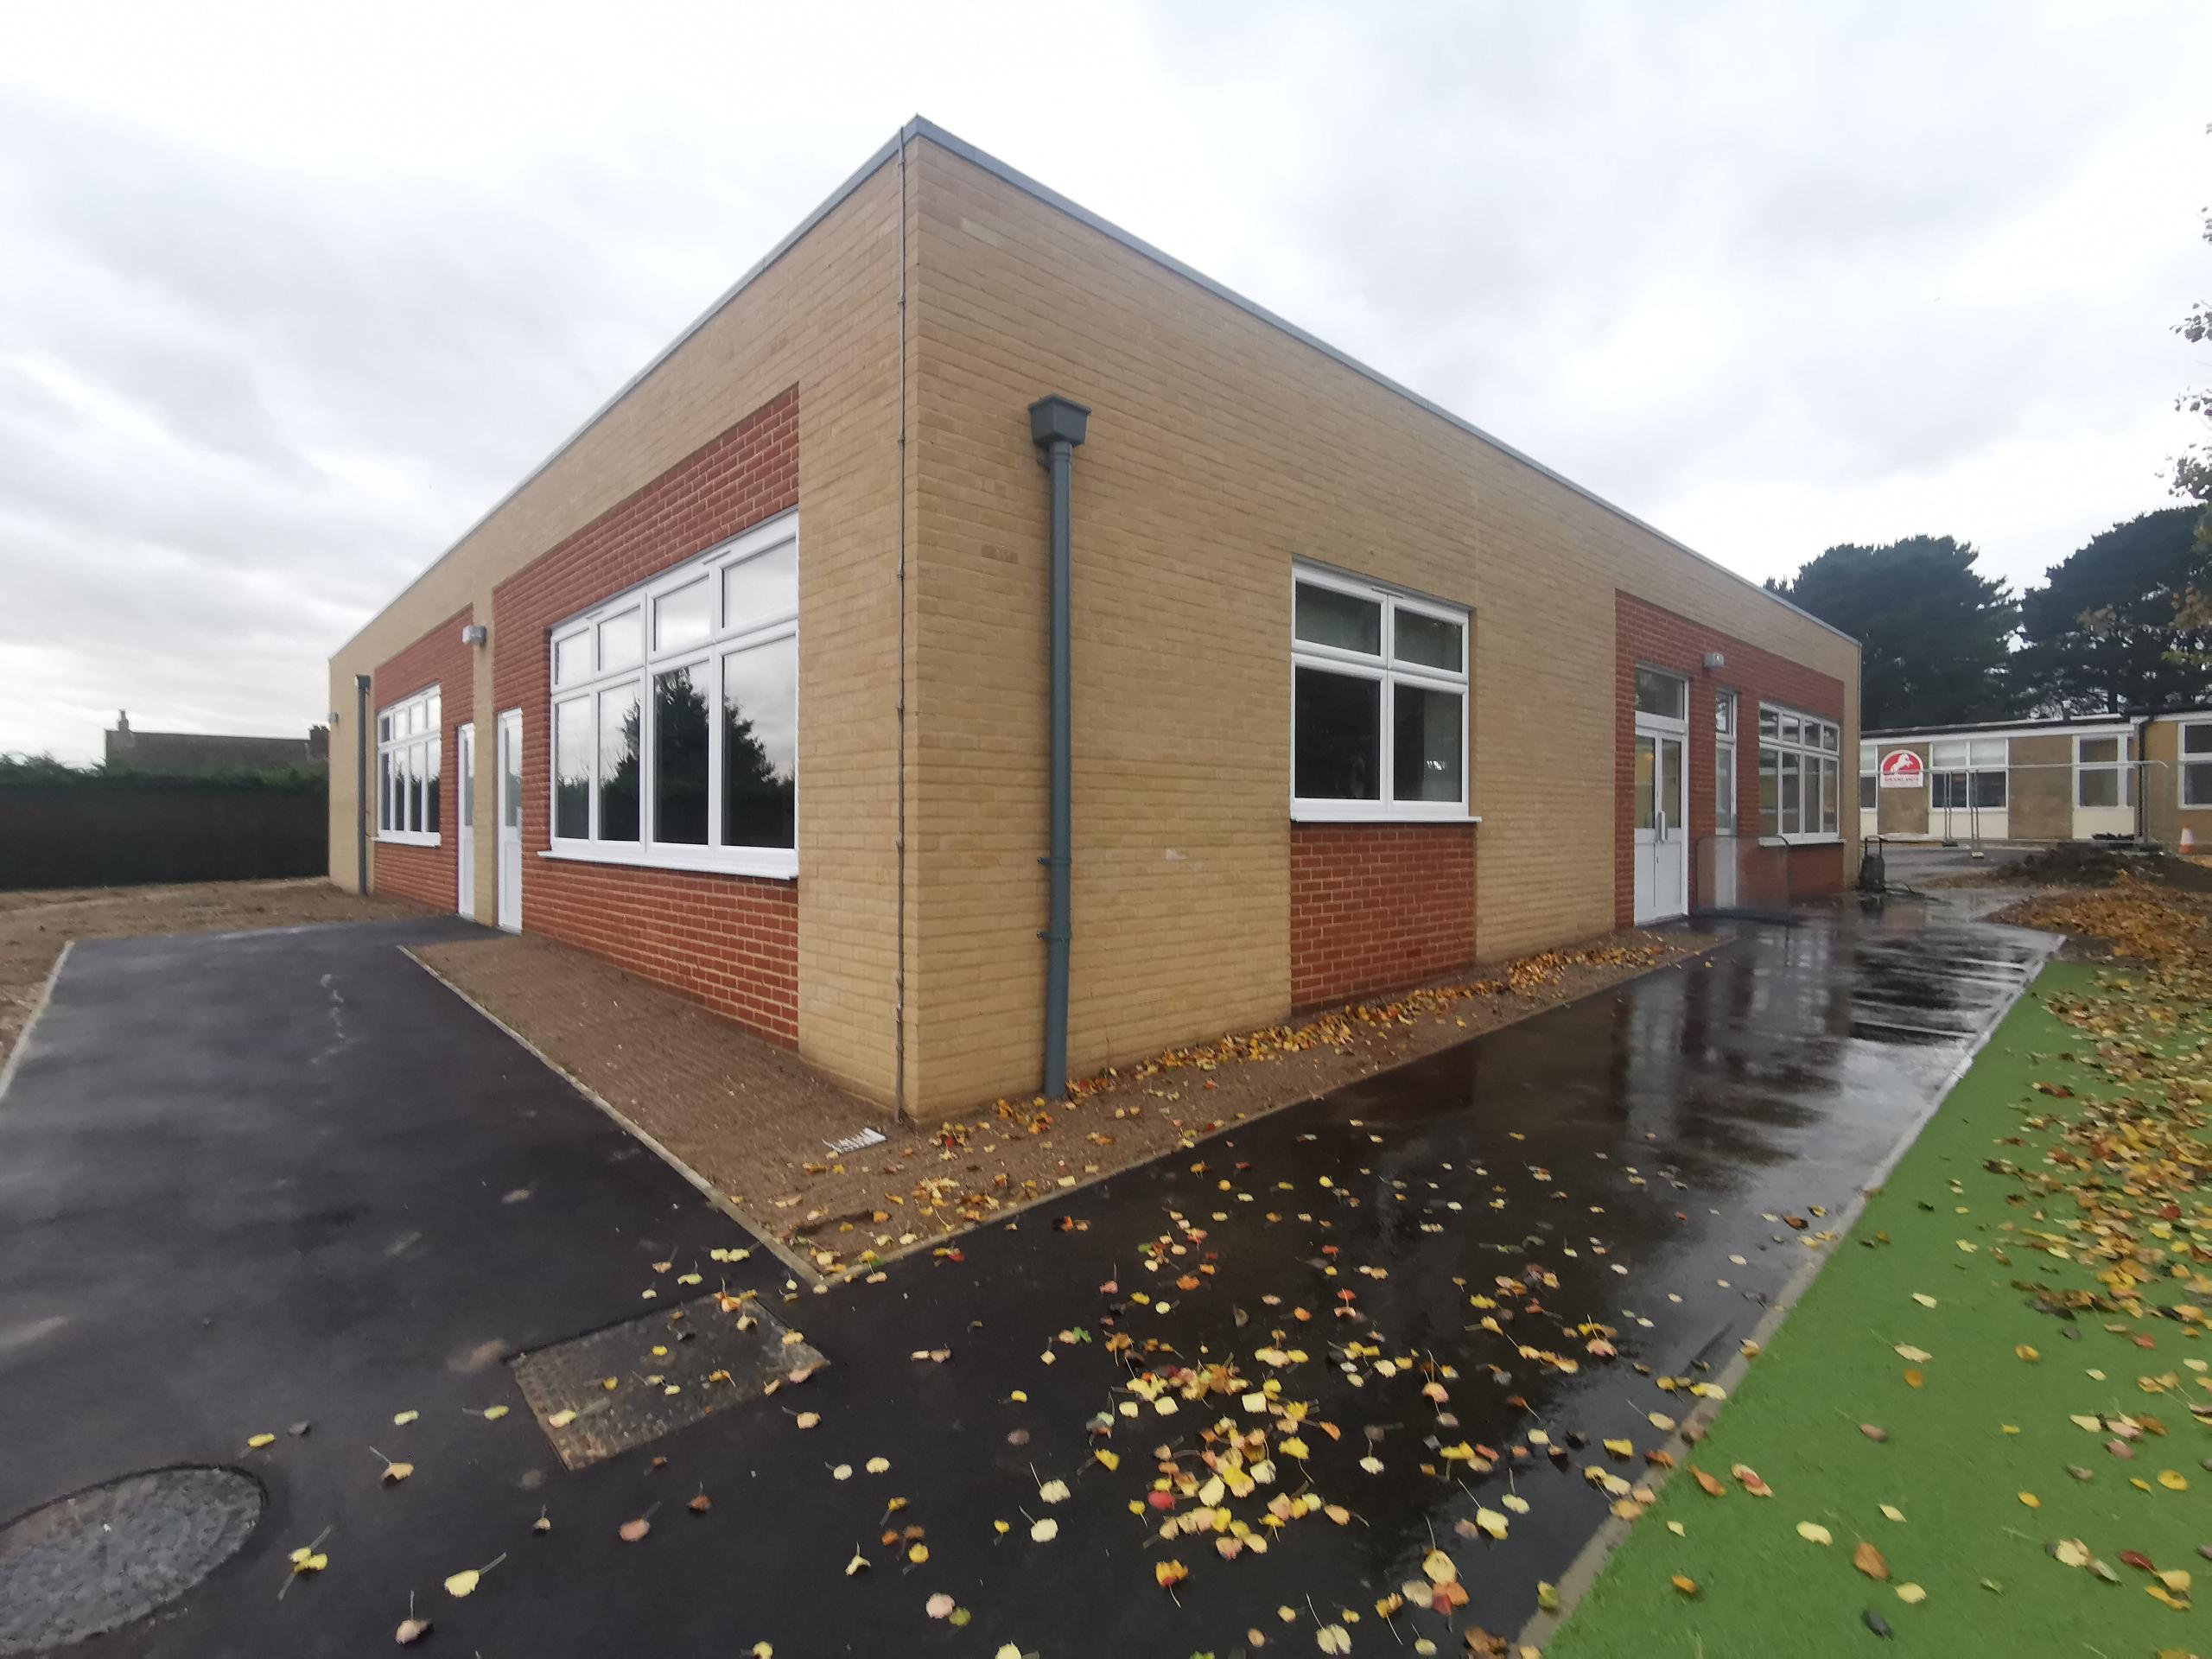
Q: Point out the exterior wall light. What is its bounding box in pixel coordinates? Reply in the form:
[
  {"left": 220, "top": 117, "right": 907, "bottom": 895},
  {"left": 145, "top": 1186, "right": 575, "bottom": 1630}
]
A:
[
  {"left": 461, "top": 624, "right": 489, "bottom": 647},
  {"left": 1702, "top": 650, "right": 1726, "bottom": 671}
]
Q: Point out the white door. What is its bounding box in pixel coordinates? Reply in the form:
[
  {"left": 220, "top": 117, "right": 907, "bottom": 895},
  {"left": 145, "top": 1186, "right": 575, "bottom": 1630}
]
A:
[
  {"left": 495, "top": 710, "right": 523, "bottom": 933},
  {"left": 454, "top": 721, "right": 476, "bottom": 917},
  {"left": 1634, "top": 722, "right": 1688, "bottom": 923}
]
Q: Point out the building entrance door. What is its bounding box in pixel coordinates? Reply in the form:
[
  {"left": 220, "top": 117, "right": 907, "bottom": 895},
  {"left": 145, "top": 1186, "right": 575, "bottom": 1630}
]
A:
[
  {"left": 1632, "top": 668, "right": 1690, "bottom": 924},
  {"left": 495, "top": 710, "right": 522, "bottom": 933},
  {"left": 455, "top": 721, "right": 476, "bottom": 918}
]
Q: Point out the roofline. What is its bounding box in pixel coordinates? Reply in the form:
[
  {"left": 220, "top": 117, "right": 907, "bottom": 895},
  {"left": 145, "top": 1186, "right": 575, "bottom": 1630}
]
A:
[
  {"left": 1868, "top": 707, "right": 2212, "bottom": 741},
  {"left": 340, "top": 115, "right": 1858, "bottom": 658}
]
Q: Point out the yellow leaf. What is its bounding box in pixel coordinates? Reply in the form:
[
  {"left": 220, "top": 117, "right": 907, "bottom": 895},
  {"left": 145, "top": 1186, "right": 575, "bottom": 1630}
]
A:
[
  {"left": 1603, "top": 1438, "right": 1635, "bottom": 1460},
  {"left": 907, "top": 1543, "right": 928, "bottom": 1564},
  {"left": 547, "top": 1408, "right": 575, "bottom": 1427},
  {"left": 866, "top": 1457, "right": 890, "bottom": 1474},
  {"left": 1893, "top": 1345, "right": 1931, "bottom": 1364},
  {"left": 1796, "top": 1522, "right": 1833, "bottom": 1545},
  {"left": 1894, "top": 1582, "right": 1927, "bottom": 1605},
  {"left": 2157, "top": 1469, "right": 2189, "bottom": 1491},
  {"left": 443, "top": 1569, "right": 480, "bottom": 1598},
  {"left": 1670, "top": 1574, "right": 1700, "bottom": 1596},
  {"left": 1095, "top": 1449, "right": 1120, "bottom": 1472},
  {"left": 1030, "top": 1517, "right": 1058, "bottom": 1542},
  {"left": 1878, "top": 1503, "right": 1904, "bottom": 1522},
  {"left": 1422, "top": 1548, "right": 1459, "bottom": 1584},
  {"left": 246, "top": 1433, "right": 276, "bottom": 1449},
  {"left": 481, "top": 1405, "right": 509, "bottom": 1421},
  {"left": 2015, "top": 1345, "right": 2040, "bottom": 1363},
  {"left": 2018, "top": 1492, "right": 2040, "bottom": 1510},
  {"left": 1475, "top": 1508, "right": 1508, "bottom": 1539},
  {"left": 1911, "top": 1294, "right": 1936, "bottom": 1308},
  {"left": 393, "top": 1410, "right": 419, "bottom": 1426}
]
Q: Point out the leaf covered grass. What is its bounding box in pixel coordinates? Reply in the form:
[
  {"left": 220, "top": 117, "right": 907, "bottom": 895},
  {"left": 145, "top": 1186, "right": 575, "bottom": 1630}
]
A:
[{"left": 1551, "top": 954, "right": 2209, "bottom": 1658}]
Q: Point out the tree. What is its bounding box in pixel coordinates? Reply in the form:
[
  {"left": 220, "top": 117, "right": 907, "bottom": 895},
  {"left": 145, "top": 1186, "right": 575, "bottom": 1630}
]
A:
[
  {"left": 2012, "top": 507, "right": 2212, "bottom": 715},
  {"left": 2174, "top": 130, "right": 2211, "bottom": 549},
  {"left": 1765, "top": 537, "right": 2018, "bottom": 729}
]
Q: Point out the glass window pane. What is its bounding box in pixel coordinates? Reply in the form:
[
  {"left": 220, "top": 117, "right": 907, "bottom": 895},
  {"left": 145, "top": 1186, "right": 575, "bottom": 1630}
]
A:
[
  {"left": 555, "top": 632, "right": 591, "bottom": 684},
  {"left": 1974, "top": 768, "right": 2006, "bottom": 808},
  {"left": 1758, "top": 747, "right": 1779, "bottom": 836},
  {"left": 406, "top": 743, "right": 423, "bottom": 832},
  {"left": 721, "top": 638, "right": 798, "bottom": 849},
  {"left": 426, "top": 738, "right": 441, "bottom": 836},
  {"left": 1715, "top": 745, "right": 1736, "bottom": 832},
  {"left": 1859, "top": 741, "right": 1877, "bottom": 769},
  {"left": 2079, "top": 767, "right": 2118, "bottom": 808},
  {"left": 1758, "top": 706, "right": 1779, "bottom": 739},
  {"left": 461, "top": 733, "right": 474, "bottom": 828},
  {"left": 1635, "top": 669, "right": 1686, "bottom": 721},
  {"left": 378, "top": 713, "right": 391, "bottom": 742},
  {"left": 1394, "top": 609, "right": 1462, "bottom": 673},
  {"left": 1780, "top": 714, "right": 1801, "bottom": 746},
  {"left": 429, "top": 690, "right": 441, "bottom": 728},
  {"left": 655, "top": 579, "right": 712, "bottom": 653},
  {"left": 1293, "top": 667, "right": 1381, "bottom": 800},
  {"left": 1294, "top": 583, "right": 1382, "bottom": 655},
  {"left": 554, "top": 697, "right": 592, "bottom": 839},
  {"left": 377, "top": 754, "right": 391, "bottom": 831},
  {"left": 1971, "top": 739, "right": 2007, "bottom": 767},
  {"left": 598, "top": 607, "right": 642, "bottom": 672},
  {"left": 1931, "top": 740, "right": 1967, "bottom": 769},
  {"left": 1820, "top": 723, "right": 1839, "bottom": 752},
  {"left": 502, "top": 728, "right": 522, "bottom": 829},
  {"left": 1780, "top": 752, "right": 1801, "bottom": 835},
  {"left": 2079, "top": 737, "right": 2117, "bottom": 765},
  {"left": 1859, "top": 771, "right": 1878, "bottom": 811},
  {"left": 652, "top": 664, "right": 710, "bottom": 845},
  {"left": 1821, "top": 758, "right": 1838, "bottom": 833},
  {"left": 724, "top": 543, "right": 798, "bottom": 629},
  {"left": 1392, "top": 684, "right": 1462, "bottom": 803},
  {"left": 1634, "top": 737, "right": 1656, "bottom": 830},
  {"left": 1715, "top": 693, "right": 1736, "bottom": 735},
  {"left": 597, "top": 683, "right": 641, "bottom": 842}
]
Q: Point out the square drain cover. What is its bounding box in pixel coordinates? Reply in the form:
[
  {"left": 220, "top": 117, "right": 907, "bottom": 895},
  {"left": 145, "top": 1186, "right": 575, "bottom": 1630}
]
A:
[{"left": 511, "top": 1294, "right": 828, "bottom": 1470}]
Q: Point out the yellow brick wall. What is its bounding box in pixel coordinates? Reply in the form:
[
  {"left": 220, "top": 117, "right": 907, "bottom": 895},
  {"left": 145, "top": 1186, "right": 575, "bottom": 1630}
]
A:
[
  {"left": 328, "top": 149, "right": 914, "bottom": 1104},
  {"left": 2143, "top": 716, "right": 2212, "bottom": 846},
  {"left": 906, "top": 137, "right": 1859, "bottom": 1111}
]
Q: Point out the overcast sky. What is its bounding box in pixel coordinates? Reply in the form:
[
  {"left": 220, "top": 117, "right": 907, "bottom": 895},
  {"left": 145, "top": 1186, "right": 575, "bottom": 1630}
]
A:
[{"left": 2, "top": 2, "right": 2207, "bottom": 761}]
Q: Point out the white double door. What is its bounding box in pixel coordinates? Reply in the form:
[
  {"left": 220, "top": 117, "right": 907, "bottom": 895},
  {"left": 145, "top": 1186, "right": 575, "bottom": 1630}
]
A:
[
  {"left": 495, "top": 710, "right": 523, "bottom": 932},
  {"left": 455, "top": 721, "right": 476, "bottom": 917},
  {"left": 1634, "top": 715, "right": 1688, "bottom": 924}
]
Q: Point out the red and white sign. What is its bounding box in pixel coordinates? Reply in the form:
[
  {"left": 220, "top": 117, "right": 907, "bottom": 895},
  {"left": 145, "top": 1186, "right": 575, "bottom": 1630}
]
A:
[{"left": 1878, "top": 749, "right": 1925, "bottom": 789}]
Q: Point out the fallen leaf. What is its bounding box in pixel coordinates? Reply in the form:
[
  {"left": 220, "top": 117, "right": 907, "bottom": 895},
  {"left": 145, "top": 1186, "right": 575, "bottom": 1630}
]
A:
[
  {"left": 393, "top": 1410, "right": 419, "bottom": 1426},
  {"left": 1031, "top": 1517, "right": 1058, "bottom": 1542},
  {"left": 1894, "top": 1583, "right": 1927, "bottom": 1605},
  {"left": 1859, "top": 1424, "right": 1889, "bottom": 1442},
  {"left": 380, "top": 1460, "right": 413, "bottom": 1485},
  {"left": 547, "top": 1409, "right": 577, "bottom": 1428},
  {"left": 1317, "top": 1627, "right": 1351, "bottom": 1655},
  {"left": 926, "top": 1592, "right": 956, "bottom": 1619},
  {"left": 794, "top": 1413, "right": 820, "bottom": 1430},
  {"left": 2018, "top": 1492, "right": 2041, "bottom": 1510},
  {"left": 1670, "top": 1574, "right": 1699, "bottom": 1596},
  {"left": 689, "top": 1493, "right": 711, "bottom": 1514},
  {"left": 246, "top": 1433, "right": 276, "bottom": 1450},
  {"left": 1039, "top": 1478, "right": 1071, "bottom": 1504},
  {"left": 1910, "top": 1294, "right": 1936, "bottom": 1308},
  {"left": 1692, "top": 1467, "right": 1726, "bottom": 1497},
  {"left": 1894, "top": 1345, "right": 1931, "bottom": 1364},
  {"left": 1853, "top": 1540, "right": 1891, "bottom": 1581},
  {"left": 396, "top": 1615, "right": 431, "bottom": 1644},
  {"left": 2157, "top": 1469, "right": 2190, "bottom": 1491},
  {"left": 2015, "top": 1345, "right": 2040, "bottom": 1363},
  {"left": 1879, "top": 1504, "right": 1904, "bottom": 1522},
  {"left": 866, "top": 1457, "right": 890, "bottom": 1474},
  {"left": 1903, "top": 1369, "right": 1925, "bottom": 1389},
  {"left": 619, "top": 1517, "right": 651, "bottom": 1542},
  {"left": 845, "top": 1551, "right": 868, "bottom": 1576},
  {"left": 1156, "top": 1559, "right": 1189, "bottom": 1589},
  {"left": 1797, "top": 1522, "right": 1834, "bottom": 1546}
]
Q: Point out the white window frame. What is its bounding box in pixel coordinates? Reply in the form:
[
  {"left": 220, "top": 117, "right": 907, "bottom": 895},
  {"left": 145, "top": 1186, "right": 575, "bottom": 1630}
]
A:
[
  {"left": 375, "top": 686, "right": 442, "bottom": 848},
  {"left": 1757, "top": 702, "right": 1841, "bottom": 846},
  {"left": 1289, "top": 563, "right": 1471, "bottom": 823},
  {"left": 2179, "top": 720, "right": 2212, "bottom": 810},
  {"left": 543, "top": 510, "right": 798, "bottom": 880},
  {"left": 1929, "top": 736, "right": 2007, "bottom": 812},
  {"left": 2073, "top": 732, "right": 2135, "bottom": 810}
]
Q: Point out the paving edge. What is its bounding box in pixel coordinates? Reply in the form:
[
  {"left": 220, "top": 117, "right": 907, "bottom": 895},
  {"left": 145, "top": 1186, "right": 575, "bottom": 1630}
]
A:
[
  {"left": 399, "top": 945, "right": 825, "bottom": 1289},
  {"left": 1513, "top": 925, "right": 2063, "bottom": 1652},
  {"left": 0, "top": 939, "right": 72, "bottom": 1106}
]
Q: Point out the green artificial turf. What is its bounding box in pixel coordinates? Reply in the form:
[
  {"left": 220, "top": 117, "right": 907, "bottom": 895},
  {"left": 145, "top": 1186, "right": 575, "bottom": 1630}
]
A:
[{"left": 1549, "top": 959, "right": 2209, "bottom": 1659}]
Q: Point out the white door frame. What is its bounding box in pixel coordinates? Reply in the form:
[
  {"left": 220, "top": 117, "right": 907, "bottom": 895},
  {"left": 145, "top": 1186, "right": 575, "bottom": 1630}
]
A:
[
  {"left": 455, "top": 721, "right": 476, "bottom": 918},
  {"left": 1711, "top": 691, "right": 1738, "bottom": 910},
  {"left": 495, "top": 709, "right": 523, "bottom": 933},
  {"left": 1633, "top": 677, "right": 1690, "bottom": 925}
]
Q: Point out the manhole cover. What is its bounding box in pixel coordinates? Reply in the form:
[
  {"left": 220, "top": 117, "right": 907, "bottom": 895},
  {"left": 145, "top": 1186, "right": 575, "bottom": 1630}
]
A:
[
  {"left": 0, "top": 1467, "right": 264, "bottom": 1655},
  {"left": 512, "top": 1294, "right": 829, "bottom": 1470}
]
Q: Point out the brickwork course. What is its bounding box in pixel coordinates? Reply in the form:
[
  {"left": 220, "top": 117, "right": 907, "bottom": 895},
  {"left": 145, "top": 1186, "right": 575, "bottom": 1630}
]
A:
[{"left": 328, "top": 118, "right": 1861, "bottom": 1121}]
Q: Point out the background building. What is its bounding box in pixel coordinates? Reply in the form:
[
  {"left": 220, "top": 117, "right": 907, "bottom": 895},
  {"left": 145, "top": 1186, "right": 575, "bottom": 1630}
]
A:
[
  {"left": 328, "top": 118, "right": 1860, "bottom": 1118},
  {"left": 105, "top": 712, "right": 328, "bottom": 775}
]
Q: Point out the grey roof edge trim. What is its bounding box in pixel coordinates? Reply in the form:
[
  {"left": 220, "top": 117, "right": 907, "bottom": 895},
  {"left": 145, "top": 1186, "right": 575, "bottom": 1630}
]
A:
[
  {"left": 337, "top": 113, "right": 1854, "bottom": 659},
  {"left": 334, "top": 126, "right": 911, "bottom": 658},
  {"left": 899, "top": 117, "right": 1858, "bottom": 652}
]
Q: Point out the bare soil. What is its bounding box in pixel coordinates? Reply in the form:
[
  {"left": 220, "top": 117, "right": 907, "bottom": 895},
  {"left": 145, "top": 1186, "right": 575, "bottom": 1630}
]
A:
[
  {"left": 414, "top": 925, "right": 1719, "bottom": 1276},
  {"left": 1922, "top": 841, "right": 2212, "bottom": 893},
  {"left": 0, "top": 878, "right": 421, "bottom": 1070}
]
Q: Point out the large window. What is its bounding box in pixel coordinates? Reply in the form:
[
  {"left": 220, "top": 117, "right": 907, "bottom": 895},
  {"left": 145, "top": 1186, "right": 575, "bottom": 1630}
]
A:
[
  {"left": 1758, "top": 703, "right": 1840, "bottom": 842},
  {"left": 1929, "top": 737, "right": 2005, "bottom": 811},
  {"left": 376, "top": 687, "right": 441, "bottom": 846},
  {"left": 548, "top": 512, "right": 798, "bottom": 878},
  {"left": 2182, "top": 721, "right": 2212, "bottom": 809},
  {"left": 1713, "top": 690, "right": 1737, "bottom": 836},
  {"left": 1291, "top": 565, "right": 1469, "bottom": 820},
  {"left": 2075, "top": 733, "right": 2136, "bottom": 810}
]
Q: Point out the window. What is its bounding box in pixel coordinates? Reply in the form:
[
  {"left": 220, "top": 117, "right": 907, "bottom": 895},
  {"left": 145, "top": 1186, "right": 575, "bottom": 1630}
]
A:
[
  {"left": 547, "top": 512, "right": 798, "bottom": 877},
  {"left": 2075, "top": 734, "right": 2136, "bottom": 810},
  {"left": 1929, "top": 737, "right": 2006, "bottom": 812},
  {"left": 1858, "top": 741, "right": 1878, "bottom": 811},
  {"left": 1291, "top": 565, "right": 1468, "bottom": 819},
  {"left": 1758, "top": 703, "right": 1840, "bottom": 843},
  {"left": 1713, "top": 690, "right": 1737, "bottom": 835},
  {"left": 2182, "top": 721, "right": 2212, "bottom": 809},
  {"left": 375, "top": 687, "right": 442, "bottom": 846}
]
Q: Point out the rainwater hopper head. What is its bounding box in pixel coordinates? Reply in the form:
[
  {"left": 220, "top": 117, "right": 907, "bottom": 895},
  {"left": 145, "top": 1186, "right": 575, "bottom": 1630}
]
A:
[{"left": 1029, "top": 396, "right": 1090, "bottom": 450}]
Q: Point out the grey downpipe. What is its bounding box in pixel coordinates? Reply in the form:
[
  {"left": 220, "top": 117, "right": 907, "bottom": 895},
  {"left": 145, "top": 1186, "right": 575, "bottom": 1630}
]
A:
[
  {"left": 1029, "top": 395, "right": 1090, "bottom": 1098},
  {"left": 353, "top": 672, "right": 371, "bottom": 891}
]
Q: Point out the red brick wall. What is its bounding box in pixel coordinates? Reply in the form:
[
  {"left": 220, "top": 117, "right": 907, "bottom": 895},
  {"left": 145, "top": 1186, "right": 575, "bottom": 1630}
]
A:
[
  {"left": 1290, "top": 823, "right": 1478, "bottom": 1009},
  {"left": 371, "top": 607, "right": 473, "bottom": 912},
  {"left": 490, "top": 390, "right": 802, "bottom": 1046},
  {"left": 1614, "top": 593, "right": 1848, "bottom": 925}
]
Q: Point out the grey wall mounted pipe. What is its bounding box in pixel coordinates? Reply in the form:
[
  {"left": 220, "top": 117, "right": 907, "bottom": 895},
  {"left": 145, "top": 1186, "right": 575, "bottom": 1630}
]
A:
[
  {"left": 1029, "top": 395, "right": 1090, "bottom": 1098},
  {"left": 353, "top": 673, "right": 371, "bottom": 893}
]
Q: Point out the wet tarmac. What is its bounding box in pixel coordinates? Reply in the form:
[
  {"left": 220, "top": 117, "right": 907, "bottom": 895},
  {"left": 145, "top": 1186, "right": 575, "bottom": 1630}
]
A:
[{"left": 0, "top": 897, "right": 2050, "bottom": 1656}]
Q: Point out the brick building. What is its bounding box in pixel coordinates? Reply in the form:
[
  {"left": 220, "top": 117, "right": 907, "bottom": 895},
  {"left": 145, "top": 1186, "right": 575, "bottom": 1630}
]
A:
[
  {"left": 328, "top": 118, "right": 1860, "bottom": 1118},
  {"left": 1862, "top": 710, "right": 2212, "bottom": 847}
]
